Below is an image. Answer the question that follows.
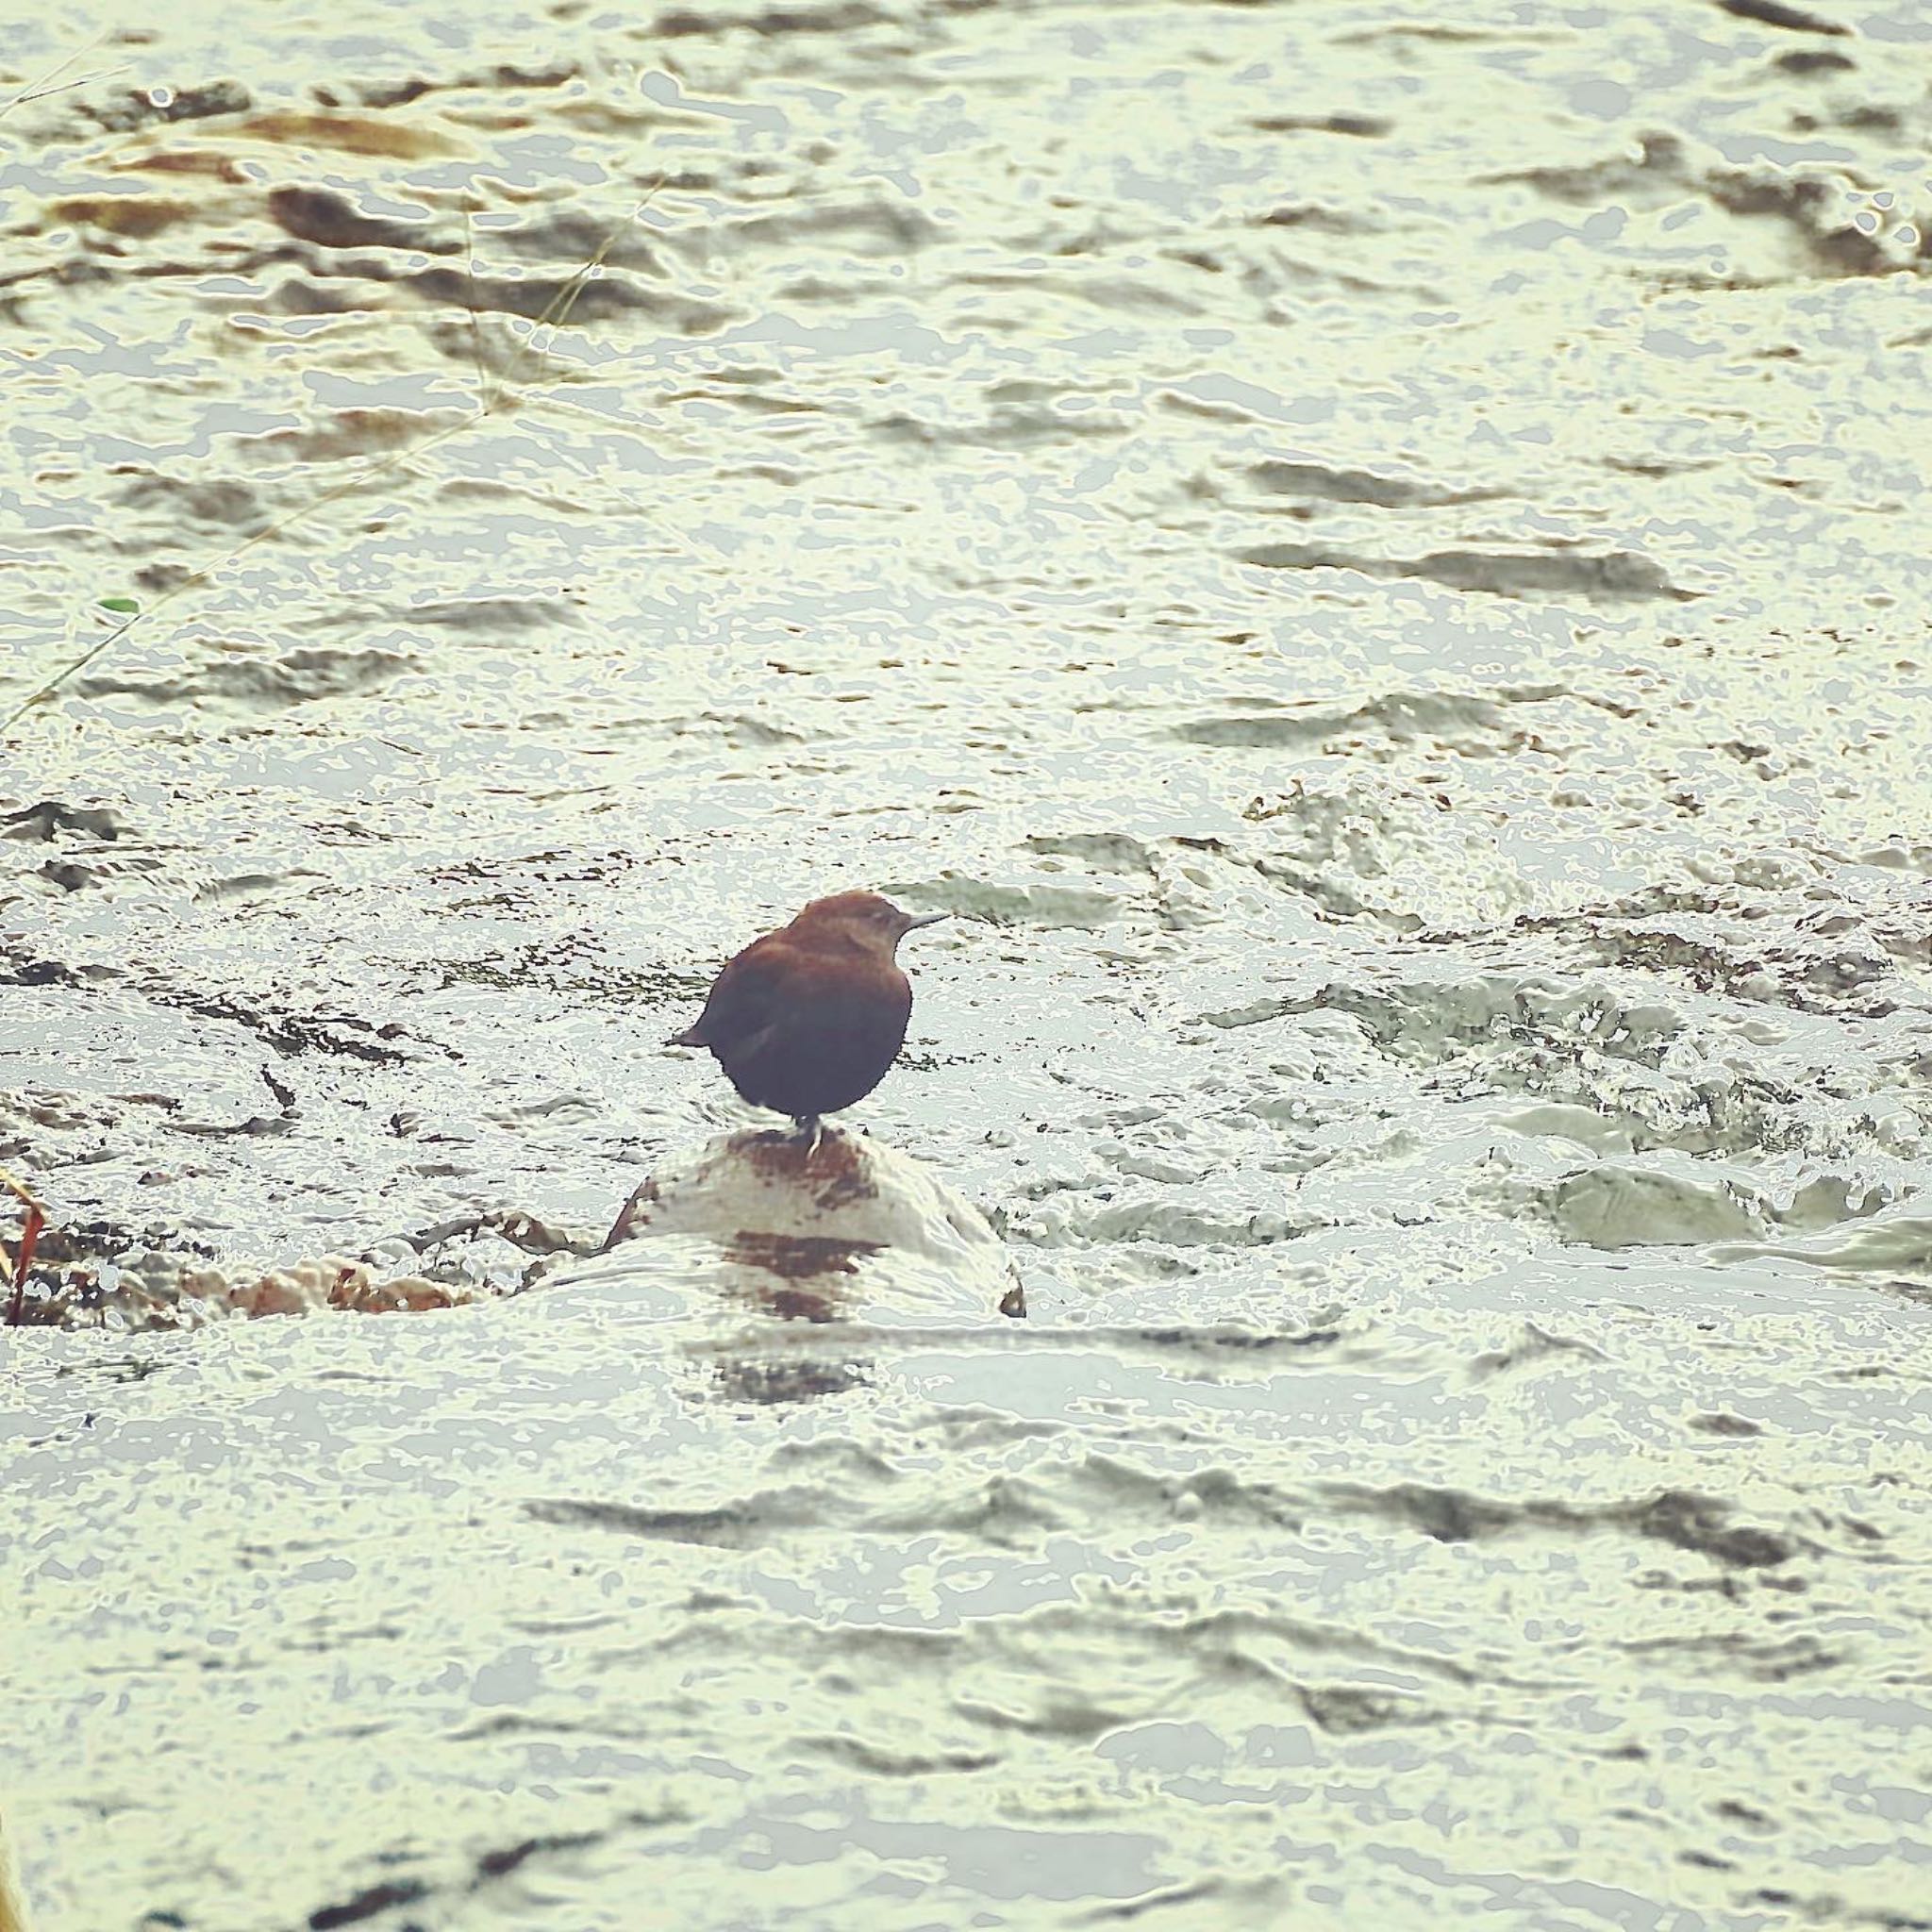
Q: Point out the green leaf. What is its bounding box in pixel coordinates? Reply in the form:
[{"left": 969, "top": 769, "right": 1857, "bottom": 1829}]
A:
[{"left": 97, "top": 597, "right": 140, "bottom": 614}]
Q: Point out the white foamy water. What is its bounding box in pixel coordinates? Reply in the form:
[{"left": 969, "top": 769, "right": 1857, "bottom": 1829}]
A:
[{"left": 4, "top": 0, "right": 1931, "bottom": 1926}]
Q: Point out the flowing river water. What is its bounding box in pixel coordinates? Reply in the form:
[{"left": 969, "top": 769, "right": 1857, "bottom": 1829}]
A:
[{"left": 3, "top": 0, "right": 1931, "bottom": 1926}]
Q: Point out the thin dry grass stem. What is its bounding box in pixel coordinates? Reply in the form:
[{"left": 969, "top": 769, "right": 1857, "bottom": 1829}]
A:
[
  {"left": 1, "top": 1166, "right": 47, "bottom": 1326},
  {"left": 0, "top": 34, "right": 125, "bottom": 125},
  {"left": 461, "top": 203, "right": 495, "bottom": 411},
  {"left": 494, "top": 181, "right": 661, "bottom": 400},
  {"left": 2, "top": 184, "right": 664, "bottom": 736}
]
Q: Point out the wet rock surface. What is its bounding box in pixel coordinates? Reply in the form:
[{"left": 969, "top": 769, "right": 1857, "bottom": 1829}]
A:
[{"left": 606, "top": 1126, "right": 1025, "bottom": 1320}]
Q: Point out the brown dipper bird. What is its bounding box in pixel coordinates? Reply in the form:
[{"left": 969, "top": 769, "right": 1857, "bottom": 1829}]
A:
[{"left": 672, "top": 891, "right": 948, "bottom": 1131}]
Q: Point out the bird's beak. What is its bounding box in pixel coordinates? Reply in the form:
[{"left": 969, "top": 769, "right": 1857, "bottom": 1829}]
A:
[{"left": 904, "top": 909, "right": 950, "bottom": 931}]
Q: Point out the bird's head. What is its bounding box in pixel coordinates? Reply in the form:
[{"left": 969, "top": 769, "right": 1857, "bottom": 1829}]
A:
[{"left": 791, "top": 891, "right": 949, "bottom": 954}]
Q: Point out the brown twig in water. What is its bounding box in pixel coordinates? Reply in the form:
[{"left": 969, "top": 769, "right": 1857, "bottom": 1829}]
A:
[{"left": 1, "top": 1167, "right": 47, "bottom": 1325}]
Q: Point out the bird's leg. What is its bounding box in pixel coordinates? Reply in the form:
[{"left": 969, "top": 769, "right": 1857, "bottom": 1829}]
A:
[{"left": 792, "top": 1114, "right": 823, "bottom": 1158}]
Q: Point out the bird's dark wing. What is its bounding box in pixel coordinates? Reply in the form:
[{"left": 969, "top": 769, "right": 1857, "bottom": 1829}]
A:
[{"left": 670, "top": 938, "right": 785, "bottom": 1054}]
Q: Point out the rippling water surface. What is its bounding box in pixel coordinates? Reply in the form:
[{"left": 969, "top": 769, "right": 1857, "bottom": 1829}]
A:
[{"left": 4, "top": 0, "right": 1931, "bottom": 1926}]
